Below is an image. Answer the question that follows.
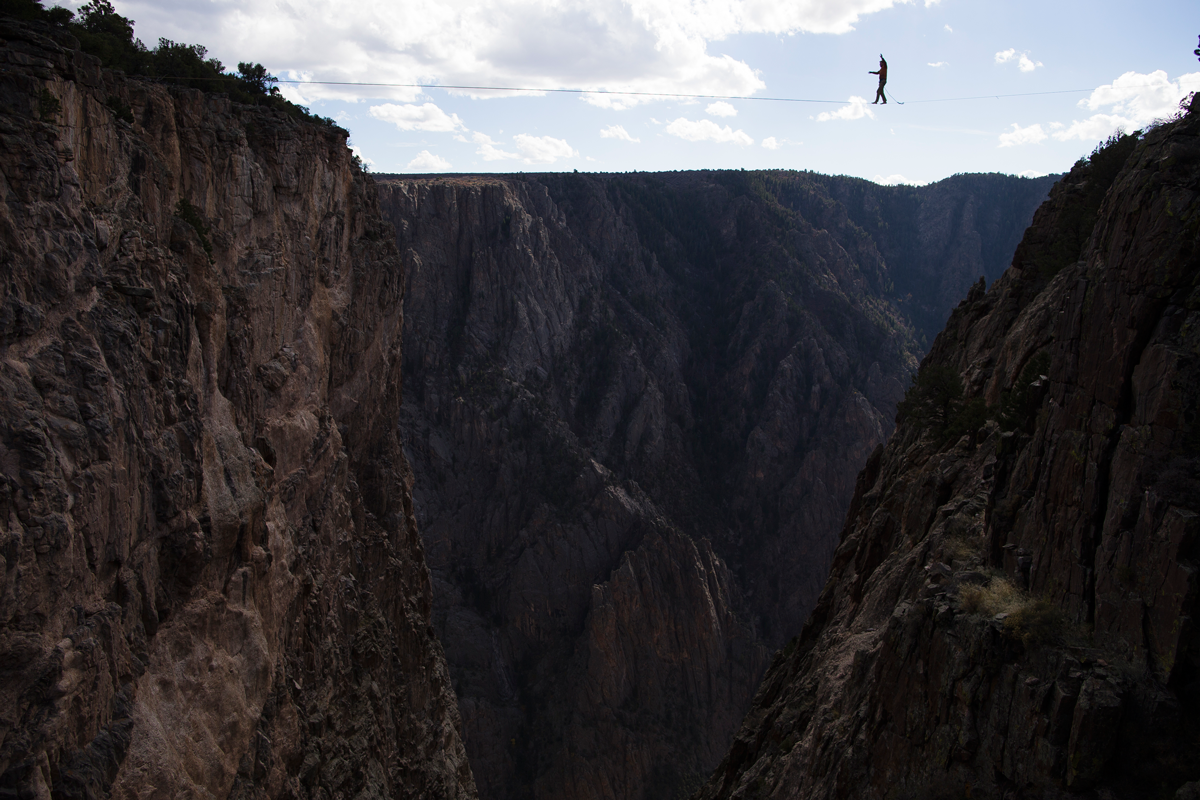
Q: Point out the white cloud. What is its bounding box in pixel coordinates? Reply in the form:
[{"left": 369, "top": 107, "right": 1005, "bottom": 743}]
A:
[
  {"left": 815, "top": 96, "right": 875, "bottom": 122},
  {"left": 998, "top": 122, "right": 1047, "bottom": 147},
  {"left": 1018, "top": 54, "right": 1043, "bottom": 72},
  {"left": 350, "top": 145, "right": 374, "bottom": 167},
  {"left": 1051, "top": 115, "right": 1129, "bottom": 143},
  {"left": 117, "top": 0, "right": 941, "bottom": 107},
  {"left": 706, "top": 101, "right": 737, "bottom": 117},
  {"left": 472, "top": 132, "right": 519, "bottom": 161},
  {"left": 927, "top": 61, "right": 947, "bottom": 68},
  {"left": 664, "top": 117, "right": 753, "bottom": 145},
  {"left": 996, "top": 49, "right": 1041, "bottom": 71},
  {"left": 583, "top": 93, "right": 654, "bottom": 111},
  {"left": 514, "top": 134, "right": 578, "bottom": 163},
  {"left": 1080, "top": 70, "right": 1197, "bottom": 117},
  {"left": 1017, "top": 169, "right": 1051, "bottom": 178},
  {"left": 761, "top": 136, "right": 780, "bottom": 149},
  {"left": 874, "top": 174, "right": 926, "bottom": 185},
  {"left": 369, "top": 103, "right": 465, "bottom": 131},
  {"left": 716, "top": 0, "right": 927, "bottom": 36},
  {"left": 407, "top": 150, "right": 452, "bottom": 171},
  {"left": 944, "top": 24, "right": 952, "bottom": 32},
  {"left": 600, "top": 125, "right": 640, "bottom": 142},
  {"left": 1052, "top": 70, "right": 1200, "bottom": 142}
]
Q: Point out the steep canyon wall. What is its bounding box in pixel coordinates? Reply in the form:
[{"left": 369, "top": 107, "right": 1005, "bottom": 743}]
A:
[
  {"left": 0, "top": 21, "right": 473, "bottom": 799},
  {"left": 376, "top": 169, "right": 1052, "bottom": 800},
  {"left": 698, "top": 99, "right": 1200, "bottom": 800}
]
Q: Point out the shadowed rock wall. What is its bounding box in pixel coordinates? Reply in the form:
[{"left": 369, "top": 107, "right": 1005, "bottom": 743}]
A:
[
  {"left": 375, "top": 169, "right": 1051, "bottom": 800},
  {"left": 0, "top": 20, "right": 474, "bottom": 799},
  {"left": 698, "top": 101, "right": 1200, "bottom": 800}
]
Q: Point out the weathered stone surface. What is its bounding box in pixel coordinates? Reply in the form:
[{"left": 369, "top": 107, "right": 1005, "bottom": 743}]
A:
[
  {"left": 375, "top": 169, "right": 1051, "bottom": 800},
  {"left": 0, "top": 20, "right": 474, "bottom": 799},
  {"left": 697, "top": 104, "right": 1200, "bottom": 799}
]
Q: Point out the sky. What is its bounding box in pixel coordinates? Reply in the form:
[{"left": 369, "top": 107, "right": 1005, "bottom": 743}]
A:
[{"left": 68, "top": 0, "right": 1200, "bottom": 184}]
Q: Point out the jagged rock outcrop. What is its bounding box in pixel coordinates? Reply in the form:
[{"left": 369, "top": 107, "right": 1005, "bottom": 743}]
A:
[
  {"left": 0, "top": 20, "right": 474, "bottom": 799},
  {"left": 698, "top": 102, "right": 1200, "bottom": 799},
  {"left": 375, "top": 170, "right": 1051, "bottom": 800}
]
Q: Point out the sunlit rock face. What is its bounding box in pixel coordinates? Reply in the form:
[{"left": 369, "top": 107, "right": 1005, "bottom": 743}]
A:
[
  {"left": 376, "top": 167, "right": 1052, "bottom": 800},
  {"left": 698, "top": 102, "right": 1200, "bottom": 800},
  {"left": 0, "top": 20, "right": 474, "bottom": 799}
]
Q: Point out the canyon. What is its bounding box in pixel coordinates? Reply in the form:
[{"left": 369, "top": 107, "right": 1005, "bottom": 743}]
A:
[
  {"left": 698, "top": 98, "right": 1200, "bottom": 799},
  {"left": 9, "top": 9, "right": 1192, "bottom": 800},
  {"left": 376, "top": 168, "right": 1052, "bottom": 799}
]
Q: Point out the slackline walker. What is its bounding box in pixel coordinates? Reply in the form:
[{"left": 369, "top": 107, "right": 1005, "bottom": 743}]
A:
[{"left": 870, "top": 55, "right": 888, "bottom": 105}]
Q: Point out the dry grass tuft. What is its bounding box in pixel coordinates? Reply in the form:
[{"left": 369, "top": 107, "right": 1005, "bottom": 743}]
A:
[
  {"left": 959, "top": 576, "right": 1064, "bottom": 647},
  {"left": 1004, "top": 599, "right": 1063, "bottom": 647},
  {"left": 959, "top": 577, "right": 1023, "bottom": 616}
]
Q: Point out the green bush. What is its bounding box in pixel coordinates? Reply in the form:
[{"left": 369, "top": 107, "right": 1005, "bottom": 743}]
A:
[
  {"left": 900, "top": 350, "right": 1054, "bottom": 443},
  {"left": 5, "top": 0, "right": 334, "bottom": 125},
  {"left": 176, "top": 199, "right": 213, "bottom": 261},
  {"left": 37, "top": 87, "right": 60, "bottom": 121},
  {"left": 944, "top": 396, "right": 989, "bottom": 442},
  {"left": 1028, "top": 131, "right": 1140, "bottom": 280},
  {"left": 897, "top": 364, "right": 964, "bottom": 431},
  {"left": 898, "top": 364, "right": 990, "bottom": 443},
  {"left": 105, "top": 96, "right": 133, "bottom": 124}
]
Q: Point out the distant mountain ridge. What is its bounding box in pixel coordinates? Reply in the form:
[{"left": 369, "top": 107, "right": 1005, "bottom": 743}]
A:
[{"left": 374, "top": 167, "right": 1054, "bottom": 800}]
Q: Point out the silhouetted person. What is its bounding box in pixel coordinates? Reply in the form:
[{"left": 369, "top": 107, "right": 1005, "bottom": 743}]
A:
[{"left": 870, "top": 55, "right": 887, "bottom": 104}]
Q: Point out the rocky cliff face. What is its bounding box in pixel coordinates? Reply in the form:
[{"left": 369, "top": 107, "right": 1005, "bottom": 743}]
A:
[
  {"left": 0, "top": 19, "right": 473, "bottom": 799},
  {"left": 375, "top": 169, "right": 1051, "bottom": 800},
  {"left": 698, "top": 102, "right": 1200, "bottom": 799},
  {"left": 801, "top": 172, "right": 1061, "bottom": 345}
]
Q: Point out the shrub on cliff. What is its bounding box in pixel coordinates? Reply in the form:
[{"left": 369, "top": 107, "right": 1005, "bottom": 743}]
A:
[
  {"left": 0, "top": 0, "right": 68, "bottom": 22},
  {"left": 897, "top": 364, "right": 989, "bottom": 443},
  {"left": 897, "top": 364, "right": 963, "bottom": 430},
  {"left": 997, "top": 350, "right": 1051, "bottom": 432},
  {"left": 2, "top": 0, "right": 334, "bottom": 125},
  {"left": 1027, "top": 130, "right": 1140, "bottom": 279},
  {"left": 898, "top": 348, "right": 1055, "bottom": 444}
]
